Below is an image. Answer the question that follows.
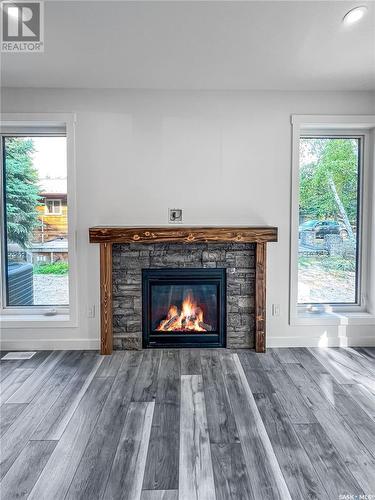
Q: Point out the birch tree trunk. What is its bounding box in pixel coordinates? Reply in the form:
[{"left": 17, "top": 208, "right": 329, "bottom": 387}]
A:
[{"left": 328, "top": 174, "right": 355, "bottom": 241}]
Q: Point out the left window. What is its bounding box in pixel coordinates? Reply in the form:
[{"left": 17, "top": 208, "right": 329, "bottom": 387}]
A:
[{"left": 1, "top": 135, "right": 69, "bottom": 307}]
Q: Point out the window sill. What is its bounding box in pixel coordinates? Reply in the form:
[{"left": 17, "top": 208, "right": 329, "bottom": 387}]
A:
[
  {"left": 291, "top": 311, "right": 375, "bottom": 326},
  {"left": 0, "top": 314, "right": 77, "bottom": 328}
]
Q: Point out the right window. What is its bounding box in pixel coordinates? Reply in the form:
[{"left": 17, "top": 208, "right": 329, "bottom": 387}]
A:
[{"left": 298, "top": 136, "right": 361, "bottom": 305}]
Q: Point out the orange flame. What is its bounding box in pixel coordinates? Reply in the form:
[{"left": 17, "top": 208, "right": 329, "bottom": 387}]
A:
[{"left": 156, "top": 294, "right": 208, "bottom": 332}]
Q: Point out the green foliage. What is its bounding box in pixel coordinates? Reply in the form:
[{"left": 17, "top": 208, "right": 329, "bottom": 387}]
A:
[
  {"left": 299, "top": 255, "right": 356, "bottom": 274},
  {"left": 298, "top": 256, "right": 311, "bottom": 268},
  {"left": 33, "top": 262, "right": 69, "bottom": 275},
  {"left": 320, "top": 257, "right": 356, "bottom": 273},
  {"left": 5, "top": 138, "right": 41, "bottom": 247},
  {"left": 299, "top": 138, "right": 358, "bottom": 222}
]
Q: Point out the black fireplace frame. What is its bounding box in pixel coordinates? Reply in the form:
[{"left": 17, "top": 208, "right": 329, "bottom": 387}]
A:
[{"left": 142, "top": 268, "right": 226, "bottom": 348}]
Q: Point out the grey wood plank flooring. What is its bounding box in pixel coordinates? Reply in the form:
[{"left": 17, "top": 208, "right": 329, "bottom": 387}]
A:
[
  {"left": 180, "top": 349, "right": 202, "bottom": 375},
  {"left": 292, "top": 347, "right": 330, "bottom": 375},
  {"left": 201, "top": 352, "right": 239, "bottom": 444},
  {"left": 19, "top": 351, "right": 52, "bottom": 369},
  {"left": 0, "top": 351, "right": 82, "bottom": 479},
  {"left": 312, "top": 406, "right": 375, "bottom": 492},
  {"left": 0, "top": 347, "right": 374, "bottom": 499},
  {"left": 309, "top": 347, "right": 375, "bottom": 391},
  {"left": 179, "top": 375, "right": 216, "bottom": 500},
  {"left": 318, "top": 377, "right": 375, "bottom": 454},
  {"left": 0, "top": 352, "right": 53, "bottom": 404},
  {"left": 224, "top": 354, "right": 291, "bottom": 500},
  {"left": 0, "top": 368, "right": 34, "bottom": 404},
  {"left": 31, "top": 352, "right": 103, "bottom": 440},
  {"left": 142, "top": 402, "right": 180, "bottom": 491},
  {"left": 0, "top": 440, "right": 57, "bottom": 500},
  {"left": 210, "top": 443, "right": 254, "bottom": 500},
  {"left": 0, "top": 359, "right": 24, "bottom": 382},
  {"left": 141, "top": 491, "right": 178, "bottom": 500},
  {"left": 66, "top": 351, "right": 143, "bottom": 500},
  {"left": 0, "top": 350, "right": 50, "bottom": 375},
  {"left": 95, "top": 349, "right": 125, "bottom": 378},
  {"left": 255, "top": 350, "right": 284, "bottom": 371},
  {"left": 0, "top": 351, "right": 51, "bottom": 390},
  {"left": 237, "top": 350, "right": 275, "bottom": 394},
  {"left": 266, "top": 366, "right": 317, "bottom": 424},
  {"left": 283, "top": 362, "right": 333, "bottom": 411},
  {"left": 333, "top": 347, "right": 375, "bottom": 378},
  {"left": 28, "top": 376, "right": 114, "bottom": 500},
  {"left": 235, "top": 349, "right": 263, "bottom": 370},
  {"left": 143, "top": 351, "right": 180, "bottom": 491},
  {"left": 294, "top": 422, "right": 364, "bottom": 498},
  {"left": 132, "top": 350, "right": 161, "bottom": 402},
  {"left": 272, "top": 348, "right": 300, "bottom": 364},
  {"left": 0, "top": 402, "right": 28, "bottom": 437},
  {"left": 343, "top": 382, "right": 375, "bottom": 420},
  {"left": 293, "top": 350, "right": 375, "bottom": 455},
  {"left": 7, "top": 350, "right": 66, "bottom": 404},
  {"left": 104, "top": 401, "right": 155, "bottom": 500},
  {"left": 359, "top": 347, "right": 375, "bottom": 361},
  {"left": 252, "top": 392, "right": 330, "bottom": 500},
  {"left": 155, "top": 350, "right": 180, "bottom": 404}
]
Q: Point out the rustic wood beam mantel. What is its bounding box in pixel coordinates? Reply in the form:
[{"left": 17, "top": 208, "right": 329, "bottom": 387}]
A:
[
  {"left": 89, "top": 226, "right": 278, "bottom": 355},
  {"left": 89, "top": 226, "right": 277, "bottom": 244}
]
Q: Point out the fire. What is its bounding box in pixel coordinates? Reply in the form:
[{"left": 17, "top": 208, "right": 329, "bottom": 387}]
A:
[{"left": 156, "top": 294, "right": 211, "bottom": 332}]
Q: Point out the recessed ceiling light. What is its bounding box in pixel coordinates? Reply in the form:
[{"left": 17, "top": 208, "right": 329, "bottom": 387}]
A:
[{"left": 343, "top": 6, "right": 368, "bottom": 25}]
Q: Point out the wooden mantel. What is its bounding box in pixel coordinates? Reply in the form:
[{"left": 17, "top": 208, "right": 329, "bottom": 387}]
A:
[{"left": 89, "top": 226, "right": 278, "bottom": 355}]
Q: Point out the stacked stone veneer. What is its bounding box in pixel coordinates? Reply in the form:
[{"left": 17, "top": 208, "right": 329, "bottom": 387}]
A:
[{"left": 112, "top": 242, "right": 256, "bottom": 350}]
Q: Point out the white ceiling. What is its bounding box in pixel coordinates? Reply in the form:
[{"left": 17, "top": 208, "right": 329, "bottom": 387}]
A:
[{"left": 2, "top": 1, "right": 375, "bottom": 91}]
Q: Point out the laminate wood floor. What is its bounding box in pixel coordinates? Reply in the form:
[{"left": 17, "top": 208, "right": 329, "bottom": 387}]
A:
[{"left": 1, "top": 347, "right": 374, "bottom": 499}]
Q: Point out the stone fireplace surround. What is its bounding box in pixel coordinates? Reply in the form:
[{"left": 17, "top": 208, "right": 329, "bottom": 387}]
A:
[
  {"left": 112, "top": 242, "right": 255, "bottom": 350},
  {"left": 89, "top": 226, "right": 278, "bottom": 354}
]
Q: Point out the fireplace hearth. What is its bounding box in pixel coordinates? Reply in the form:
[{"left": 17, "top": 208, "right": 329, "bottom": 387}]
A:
[{"left": 142, "top": 268, "right": 226, "bottom": 348}]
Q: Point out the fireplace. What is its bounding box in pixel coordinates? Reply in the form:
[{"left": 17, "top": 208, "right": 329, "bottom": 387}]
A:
[
  {"left": 89, "top": 226, "right": 278, "bottom": 353},
  {"left": 142, "top": 268, "right": 226, "bottom": 348}
]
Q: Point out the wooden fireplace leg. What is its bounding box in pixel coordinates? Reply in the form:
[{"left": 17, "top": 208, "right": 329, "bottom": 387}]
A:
[
  {"left": 255, "top": 242, "right": 266, "bottom": 353},
  {"left": 100, "top": 242, "right": 113, "bottom": 355}
]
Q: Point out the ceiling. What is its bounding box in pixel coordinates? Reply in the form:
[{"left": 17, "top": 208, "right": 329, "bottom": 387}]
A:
[{"left": 2, "top": 1, "right": 375, "bottom": 90}]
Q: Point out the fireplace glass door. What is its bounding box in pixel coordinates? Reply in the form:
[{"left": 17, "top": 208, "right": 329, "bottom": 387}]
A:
[{"left": 142, "top": 268, "right": 226, "bottom": 348}]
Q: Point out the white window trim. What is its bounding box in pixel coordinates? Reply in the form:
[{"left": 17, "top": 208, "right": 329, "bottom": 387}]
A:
[
  {"left": 0, "top": 113, "right": 78, "bottom": 327},
  {"left": 45, "top": 198, "right": 62, "bottom": 216},
  {"left": 290, "top": 115, "right": 375, "bottom": 326}
]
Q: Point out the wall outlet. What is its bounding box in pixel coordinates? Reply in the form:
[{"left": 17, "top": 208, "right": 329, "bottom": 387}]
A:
[
  {"left": 169, "top": 208, "right": 183, "bottom": 223},
  {"left": 272, "top": 304, "right": 280, "bottom": 317},
  {"left": 88, "top": 305, "right": 96, "bottom": 318}
]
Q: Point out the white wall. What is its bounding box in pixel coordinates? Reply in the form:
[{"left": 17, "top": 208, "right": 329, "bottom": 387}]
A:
[{"left": 1, "top": 88, "right": 375, "bottom": 349}]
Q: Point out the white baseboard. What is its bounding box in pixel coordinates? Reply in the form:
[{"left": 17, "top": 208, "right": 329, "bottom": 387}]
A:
[
  {"left": 1, "top": 336, "right": 374, "bottom": 351},
  {"left": 0, "top": 338, "right": 100, "bottom": 351},
  {"left": 267, "top": 335, "right": 375, "bottom": 348}
]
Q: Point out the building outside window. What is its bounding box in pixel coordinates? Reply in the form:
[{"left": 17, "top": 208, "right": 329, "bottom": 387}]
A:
[{"left": 45, "top": 198, "right": 63, "bottom": 216}]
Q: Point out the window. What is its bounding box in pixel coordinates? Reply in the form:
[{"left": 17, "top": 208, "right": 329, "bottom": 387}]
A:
[
  {"left": 291, "top": 115, "right": 375, "bottom": 320},
  {"left": 45, "top": 199, "right": 62, "bottom": 215},
  {"left": 1, "top": 135, "right": 69, "bottom": 307},
  {"left": 298, "top": 136, "right": 361, "bottom": 305}
]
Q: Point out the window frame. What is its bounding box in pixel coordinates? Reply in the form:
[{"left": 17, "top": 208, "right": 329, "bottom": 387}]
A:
[
  {"left": 290, "top": 115, "right": 375, "bottom": 324},
  {"left": 0, "top": 113, "right": 77, "bottom": 324},
  {"left": 298, "top": 132, "right": 364, "bottom": 307},
  {"left": 45, "top": 198, "right": 63, "bottom": 216}
]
